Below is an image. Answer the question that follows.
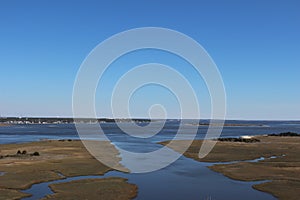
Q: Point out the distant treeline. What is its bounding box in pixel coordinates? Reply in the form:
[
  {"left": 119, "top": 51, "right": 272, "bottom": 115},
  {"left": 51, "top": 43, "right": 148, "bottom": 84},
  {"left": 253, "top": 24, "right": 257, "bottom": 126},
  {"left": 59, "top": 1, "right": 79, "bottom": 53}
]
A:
[{"left": 268, "top": 132, "right": 300, "bottom": 137}]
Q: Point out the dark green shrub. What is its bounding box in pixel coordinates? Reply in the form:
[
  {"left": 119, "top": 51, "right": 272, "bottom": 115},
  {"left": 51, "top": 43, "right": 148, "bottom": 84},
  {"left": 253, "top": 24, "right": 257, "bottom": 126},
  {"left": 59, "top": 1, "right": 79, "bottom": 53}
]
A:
[{"left": 32, "top": 152, "right": 40, "bottom": 156}]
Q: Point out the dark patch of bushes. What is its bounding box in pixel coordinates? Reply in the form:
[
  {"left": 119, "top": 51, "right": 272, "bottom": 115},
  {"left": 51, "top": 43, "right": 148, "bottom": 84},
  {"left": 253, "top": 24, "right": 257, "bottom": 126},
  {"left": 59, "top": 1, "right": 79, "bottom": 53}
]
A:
[
  {"left": 17, "top": 150, "right": 27, "bottom": 155},
  {"left": 268, "top": 132, "right": 300, "bottom": 137},
  {"left": 58, "top": 139, "right": 72, "bottom": 142},
  {"left": 31, "top": 152, "right": 40, "bottom": 156},
  {"left": 217, "top": 137, "right": 260, "bottom": 143},
  {"left": 1, "top": 150, "right": 40, "bottom": 158}
]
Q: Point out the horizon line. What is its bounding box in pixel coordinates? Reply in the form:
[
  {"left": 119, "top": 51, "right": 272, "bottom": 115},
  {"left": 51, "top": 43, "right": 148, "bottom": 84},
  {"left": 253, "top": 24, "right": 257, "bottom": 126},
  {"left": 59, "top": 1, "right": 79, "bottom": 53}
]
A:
[{"left": 0, "top": 116, "right": 299, "bottom": 121}]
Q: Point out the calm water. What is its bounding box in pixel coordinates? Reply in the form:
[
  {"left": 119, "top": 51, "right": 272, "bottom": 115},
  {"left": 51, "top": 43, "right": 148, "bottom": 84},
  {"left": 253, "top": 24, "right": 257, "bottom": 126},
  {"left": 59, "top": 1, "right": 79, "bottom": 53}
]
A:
[
  {"left": 1, "top": 120, "right": 300, "bottom": 199},
  {"left": 1, "top": 120, "right": 299, "bottom": 145}
]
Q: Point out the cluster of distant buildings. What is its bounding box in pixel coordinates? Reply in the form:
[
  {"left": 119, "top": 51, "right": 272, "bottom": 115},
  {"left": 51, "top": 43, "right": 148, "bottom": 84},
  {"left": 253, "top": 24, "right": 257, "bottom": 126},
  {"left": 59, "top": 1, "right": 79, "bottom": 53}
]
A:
[
  {"left": 0, "top": 117, "right": 151, "bottom": 124},
  {"left": 0, "top": 117, "right": 73, "bottom": 124}
]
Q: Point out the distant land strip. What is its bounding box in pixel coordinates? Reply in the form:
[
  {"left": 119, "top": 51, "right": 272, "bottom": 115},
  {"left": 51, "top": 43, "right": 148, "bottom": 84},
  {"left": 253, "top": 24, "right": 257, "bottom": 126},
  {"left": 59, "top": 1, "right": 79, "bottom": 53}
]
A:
[{"left": 0, "top": 117, "right": 152, "bottom": 124}]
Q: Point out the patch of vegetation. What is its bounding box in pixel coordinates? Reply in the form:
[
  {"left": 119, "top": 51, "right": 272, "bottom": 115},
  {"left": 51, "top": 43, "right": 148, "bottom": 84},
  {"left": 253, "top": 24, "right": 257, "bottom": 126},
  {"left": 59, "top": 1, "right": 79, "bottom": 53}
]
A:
[
  {"left": 0, "top": 140, "right": 125, "bottom": 192},
  {"left": 0, "top": 150, "right": 40, "bottom": 159},
  {"left": 43, "top": 177, "right": 137, "bottom": 200},
  {"left": 0, "top": 188, "right": 31, "bottom": 200},
  {"left": 58, "top": 139, "right": 73, "bottom": 142},
  {"left": 31, "top": 152, "right": 40, "bottom": 156},
  {"left": 268, "top": 132, "right": 300, "bottom": 137},
  {"left": 217, "top": 137, "right": 260, "bottom": 143}
]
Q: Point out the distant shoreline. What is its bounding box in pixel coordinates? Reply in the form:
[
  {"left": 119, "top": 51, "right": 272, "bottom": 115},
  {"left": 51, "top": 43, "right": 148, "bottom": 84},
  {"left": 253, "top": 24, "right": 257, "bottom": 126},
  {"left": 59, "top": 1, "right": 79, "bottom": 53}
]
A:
[
  {"left": 0, "top": 117, "right": 152, "bottom": 125},
  {"left": 1, "top": 117, "right": 299, "bottom": 126},
  {"left": 188, "top": 123, "right": 266, "bottom": 127}
]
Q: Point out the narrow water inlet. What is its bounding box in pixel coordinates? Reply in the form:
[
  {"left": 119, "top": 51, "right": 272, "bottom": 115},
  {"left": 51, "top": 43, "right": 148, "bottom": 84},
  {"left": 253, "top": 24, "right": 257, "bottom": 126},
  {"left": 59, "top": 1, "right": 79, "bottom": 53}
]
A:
[{"left": 207, "top": 154, "right": 286, "bottom": 166}]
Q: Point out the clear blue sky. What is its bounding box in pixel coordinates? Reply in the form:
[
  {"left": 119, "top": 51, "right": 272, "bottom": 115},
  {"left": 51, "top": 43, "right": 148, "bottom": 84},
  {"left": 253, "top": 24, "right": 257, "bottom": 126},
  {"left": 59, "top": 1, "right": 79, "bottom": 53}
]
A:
[{"left": 0, "top": 0, "right": 299, "bottom": 120}]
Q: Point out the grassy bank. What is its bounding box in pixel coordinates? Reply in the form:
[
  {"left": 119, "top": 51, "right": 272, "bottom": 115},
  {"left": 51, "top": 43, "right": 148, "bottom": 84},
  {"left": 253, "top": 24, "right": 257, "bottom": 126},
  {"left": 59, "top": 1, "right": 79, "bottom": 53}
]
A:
[
  {"left": 0, "top": 140, "right": 135, "bottom": 200},
  {"left": 43, "top": 177, "right": 137, "bottom": 200}
]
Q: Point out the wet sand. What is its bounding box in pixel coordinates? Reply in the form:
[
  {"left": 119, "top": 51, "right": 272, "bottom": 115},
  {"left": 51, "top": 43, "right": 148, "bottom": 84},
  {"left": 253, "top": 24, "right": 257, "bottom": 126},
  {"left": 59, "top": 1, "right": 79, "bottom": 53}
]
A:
[
  {"left": 161, "top": 135, "right": 300, "bottom": 200},
  {"left": 0, "top": 140, "right": 134, "bottom": 200}
]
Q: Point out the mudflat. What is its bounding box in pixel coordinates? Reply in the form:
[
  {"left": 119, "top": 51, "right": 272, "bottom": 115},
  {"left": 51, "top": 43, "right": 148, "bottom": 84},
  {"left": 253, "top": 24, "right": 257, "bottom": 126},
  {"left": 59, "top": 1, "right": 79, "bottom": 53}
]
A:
[
  {"left": 161, "top": 136, "right": 300, "bottom": 200},
  {"left": 0, "top": 140, "right": 135, "bottom": 200}
]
